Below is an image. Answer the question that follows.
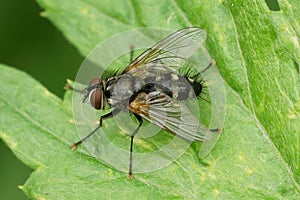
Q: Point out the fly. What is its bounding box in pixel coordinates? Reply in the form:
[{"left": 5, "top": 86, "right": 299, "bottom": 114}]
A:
[{"left": 66, "top": 27, "right": 221, "bottom": 178}]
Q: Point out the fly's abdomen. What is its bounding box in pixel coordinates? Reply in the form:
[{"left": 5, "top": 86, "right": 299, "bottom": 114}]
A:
[
  {"left": 169, "top": 75, "right": 202, "bottom": 100},
  {"left": 142, "top": 72, "right": 202, "bottom": 101}
]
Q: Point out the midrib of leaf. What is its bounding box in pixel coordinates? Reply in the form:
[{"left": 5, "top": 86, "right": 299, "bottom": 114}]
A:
[
  {"left": 228, "top": 0, "right": 299, "bottom": 185},
  {"left": 225, "top": 0, "right": 258, "bottom": 127},
  {"left": 231, "top": 84, "right": 300, "bottom": 191}
]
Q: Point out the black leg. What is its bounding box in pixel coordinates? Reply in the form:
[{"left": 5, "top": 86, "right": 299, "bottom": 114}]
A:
[
  {"left": 130, "top": 45, "right": 134, "bottom": 63},
  {"left": 70, "top": 109, "right": 120, "bottom": 150},
  {"left": 209, "top": 128, "right": 223, "bottom": 133},
  {"left": 128, "top": 114, "right": 143, "bottom": 179},
  {"left": 200, "top": 59, "right": 216, "bottom": 73}
]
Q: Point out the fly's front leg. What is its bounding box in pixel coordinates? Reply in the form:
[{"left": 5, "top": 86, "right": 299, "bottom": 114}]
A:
[
  {"left": 128, "top": 114, "right": 143, "bottom": 179},
  {"left": 70, "top": 109, "right": 120, "bottom": 150}
]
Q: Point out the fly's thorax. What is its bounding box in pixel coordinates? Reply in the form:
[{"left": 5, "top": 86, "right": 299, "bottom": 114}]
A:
[{"left": 105, "top": 74, "right": 145, "bottom": 109}]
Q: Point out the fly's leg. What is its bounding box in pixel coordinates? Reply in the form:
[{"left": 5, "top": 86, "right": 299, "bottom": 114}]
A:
[
  {"left": 209, "top": 128, "right": 223, "bottom": 133},
  {"left": 130, "top": 45, "right": 134, "bottom": 63},
  {"left": 70, "top": 109, "right": 120, "bottom": 150},
  {"left": 128, "top": 114, "right": 143, "bottom": 179},
  {"left": 200, "top": 59, "right": 216, "bottom": 73}
]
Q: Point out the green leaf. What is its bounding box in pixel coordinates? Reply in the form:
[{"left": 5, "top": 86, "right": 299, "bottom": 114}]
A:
[{"left": 0, "top": 0, "right": 299, "bottom": 199}]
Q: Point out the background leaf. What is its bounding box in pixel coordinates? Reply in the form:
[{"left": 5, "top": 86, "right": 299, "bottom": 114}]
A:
[{"left": 0, "top": 0, "right": 299, "bottom": 199}]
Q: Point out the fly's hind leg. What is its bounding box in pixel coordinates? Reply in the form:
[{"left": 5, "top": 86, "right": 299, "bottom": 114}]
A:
[
  {"left": 200, "top": 59, "right": 216, "bottom": 73},
  {"left": 128, "top": 113, "right": 143, "bottom": 179},
  {"left": 129, "top": 45, "right": 134, "bottom": 63}
]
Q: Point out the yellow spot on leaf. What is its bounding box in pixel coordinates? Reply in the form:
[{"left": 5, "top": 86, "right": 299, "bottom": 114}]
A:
[
  {"left": 44, "top": 89, "right": 51, "bottom": 96},
  {"left": 106, "top": 168, "right": 113, "bottom": 176},
  {"left": 0, "top": 132, "right": 17, "bottom": 149},
  {"left": 288, "top": 113, "right": 296, "bottom": 119},
  {"left": 292, "top": 36, "right": 299, "bottom": 48},
  {"left": 81, "top": 8, "right": 89, "bottom": 15},
  {"left": 245, "top": 167, "right": 256, "bottom": 175},
  {"left": 39, "top": 11, "right": 46, "bottom": 17},
  {"left": 134, "top": 138, "right": 153, "bottom": 150},
  {"left": 237, "top": 153, "right": 245, "bottom": 161},
  {"left": 213, "top": 189, "right": 220, "bottom": 195}
]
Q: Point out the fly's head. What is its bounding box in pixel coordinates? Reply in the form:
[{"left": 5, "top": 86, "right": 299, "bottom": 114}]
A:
[{"left": 82, "top": 78, "right": 105, "bottom": 110}]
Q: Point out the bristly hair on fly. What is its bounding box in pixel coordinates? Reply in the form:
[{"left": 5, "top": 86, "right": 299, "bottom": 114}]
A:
[
  {"left": 101, "top": 50, "right": 139, "bottom": 79},
  {"left": 178, "top": 63, "right": 209, "bottom": 102}
]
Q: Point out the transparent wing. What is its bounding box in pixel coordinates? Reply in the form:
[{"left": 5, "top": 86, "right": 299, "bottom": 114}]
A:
[
  {"left": 129, "top": 91, "right": 210, "bottom": 142},
  {"left": 124, "top": 27, "right": 207, "bottom": 73}
]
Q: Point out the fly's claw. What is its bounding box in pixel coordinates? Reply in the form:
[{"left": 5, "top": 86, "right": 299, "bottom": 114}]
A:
[
  {"left": 70, "top": 143, "right": 79, "bottom": 150},
  {"left": 127, "top": 173, "right": 134, "bottom": 179},
  {"left": 210, "top": 59, "right": 216, "bottom": 66}
]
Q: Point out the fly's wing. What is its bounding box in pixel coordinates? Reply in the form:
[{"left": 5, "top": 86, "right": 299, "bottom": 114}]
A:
[
  {"left": 129, "top": 91, "right": 211, "bottom": 142},
  {"left": 124, "top": 27, "right": 206, "bottom": 73}
]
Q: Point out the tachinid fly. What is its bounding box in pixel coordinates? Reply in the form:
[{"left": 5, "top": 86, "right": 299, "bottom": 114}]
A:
[{"left": 67, "top": 27, "right": 221, "bottom": 178}]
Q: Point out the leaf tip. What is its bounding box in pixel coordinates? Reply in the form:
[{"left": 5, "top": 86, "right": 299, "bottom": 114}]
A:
[
  {"left": 39, "top": 11, "right": 47, "bottom": 18},
  {"left": 18, "top": 185, "right": 24, "bottom": 191}
]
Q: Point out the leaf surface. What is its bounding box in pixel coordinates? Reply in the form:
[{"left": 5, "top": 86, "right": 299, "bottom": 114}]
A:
[{"left": 0, "top": 0, "right": 299, "bottom": 199}]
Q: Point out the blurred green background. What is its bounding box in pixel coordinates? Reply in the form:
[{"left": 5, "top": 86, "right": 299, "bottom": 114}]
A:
[
  {"left": 0, "top": 0, "right": 82, "bottom": 199},
  {"left": 0, "top": 0, "right": 280, "bottom": 199}
]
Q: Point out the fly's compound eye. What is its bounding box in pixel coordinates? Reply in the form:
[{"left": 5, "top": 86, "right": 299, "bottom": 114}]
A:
[{"left": 89, "top": 88, "right": 103, "bottom": 110}]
